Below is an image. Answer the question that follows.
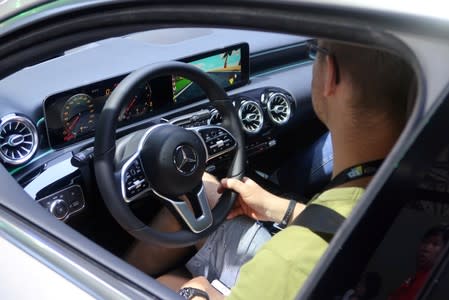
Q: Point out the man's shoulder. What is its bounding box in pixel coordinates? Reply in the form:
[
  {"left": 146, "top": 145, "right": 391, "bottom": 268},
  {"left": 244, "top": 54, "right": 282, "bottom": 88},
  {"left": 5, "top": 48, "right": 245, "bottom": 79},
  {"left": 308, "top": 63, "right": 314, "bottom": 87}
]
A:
[
  {"left": 310, "top": 187, "right": 365, "bottom": 217},
  {"left": 314, "top": 186, "right": 365, "bottom": 201}
]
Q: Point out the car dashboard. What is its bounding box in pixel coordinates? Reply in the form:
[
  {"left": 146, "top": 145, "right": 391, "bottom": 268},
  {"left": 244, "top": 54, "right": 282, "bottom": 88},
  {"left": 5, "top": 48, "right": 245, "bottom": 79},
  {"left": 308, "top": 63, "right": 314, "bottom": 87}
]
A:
[{"left": 0, "top": 28, "right": 317, "bottom": 240}]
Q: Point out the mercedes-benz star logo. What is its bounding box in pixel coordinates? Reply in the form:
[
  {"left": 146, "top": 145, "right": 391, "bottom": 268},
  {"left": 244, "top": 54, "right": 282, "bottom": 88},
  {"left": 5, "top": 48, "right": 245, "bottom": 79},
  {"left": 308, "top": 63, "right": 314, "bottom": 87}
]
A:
[{"left": 173, "top": 145, "right": 198, "bottom": 175}]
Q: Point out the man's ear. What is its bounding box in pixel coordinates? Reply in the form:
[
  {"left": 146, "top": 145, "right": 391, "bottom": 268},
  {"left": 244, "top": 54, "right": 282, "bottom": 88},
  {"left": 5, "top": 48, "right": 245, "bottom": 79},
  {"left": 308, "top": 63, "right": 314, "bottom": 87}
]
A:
[{"left": 324, "top": 55, "right": 338, "bottom": 97}]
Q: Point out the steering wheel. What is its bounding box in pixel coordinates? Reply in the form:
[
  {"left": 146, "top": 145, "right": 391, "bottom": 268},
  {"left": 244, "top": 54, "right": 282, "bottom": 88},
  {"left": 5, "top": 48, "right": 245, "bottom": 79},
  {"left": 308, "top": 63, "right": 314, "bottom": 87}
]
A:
[{"left": 94, "top": 62, "right": 245, "bottom": 247}]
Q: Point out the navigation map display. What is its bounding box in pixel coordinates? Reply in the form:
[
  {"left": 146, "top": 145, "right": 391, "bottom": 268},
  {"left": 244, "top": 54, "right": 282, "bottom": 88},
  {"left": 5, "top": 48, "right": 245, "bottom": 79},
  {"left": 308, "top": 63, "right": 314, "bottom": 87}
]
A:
[{"left": 173, "top": 43, "right": 249, "bottom": 103}]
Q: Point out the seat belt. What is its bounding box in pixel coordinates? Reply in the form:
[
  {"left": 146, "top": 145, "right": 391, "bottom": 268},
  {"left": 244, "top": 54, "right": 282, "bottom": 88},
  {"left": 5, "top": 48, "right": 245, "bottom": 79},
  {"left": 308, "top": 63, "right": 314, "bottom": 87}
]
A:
[
  {"left": 290, "top": 159, "right": 384, "bottom": 241},
  {"left": 292, "top": 204, "right": 345, "bottom": 242}
]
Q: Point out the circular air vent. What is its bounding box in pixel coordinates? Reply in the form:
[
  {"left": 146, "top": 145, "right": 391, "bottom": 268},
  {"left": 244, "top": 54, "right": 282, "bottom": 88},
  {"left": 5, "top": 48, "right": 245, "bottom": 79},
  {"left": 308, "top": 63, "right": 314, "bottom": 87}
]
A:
[
  {"left": 208, "top": 108, "right": 222, "bottom": 125},
  {"left": 0, "top": 114, "right": 38, "bottom": 165},
  {"left": 266, "top": 92, "right": 291, "bottom": 125},
  {"left": 238, "top": 100, "right": 263, "bottom": 134}
]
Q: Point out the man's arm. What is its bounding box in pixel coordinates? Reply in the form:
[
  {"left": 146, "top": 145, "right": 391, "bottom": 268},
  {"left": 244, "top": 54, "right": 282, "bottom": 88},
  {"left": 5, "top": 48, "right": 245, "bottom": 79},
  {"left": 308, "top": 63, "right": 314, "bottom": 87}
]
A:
[
  {"left": 220, "top": 177, "right": 305, "bottom": 224},
  {"left": 180, "top": 276, "right": 225, "bottom": 300}
]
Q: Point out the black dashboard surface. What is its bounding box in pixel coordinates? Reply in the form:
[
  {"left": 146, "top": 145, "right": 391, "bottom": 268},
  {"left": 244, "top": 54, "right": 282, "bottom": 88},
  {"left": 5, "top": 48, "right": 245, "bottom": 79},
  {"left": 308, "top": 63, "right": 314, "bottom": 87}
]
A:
[
  {"left": 0, "top": 28, "right": 306, "bottom": 120},
  {"left": 0, "top": 28, "right": 312, "bottom": 163},
  {"left": 0, "top": 28, "right": 316, "bottom": 201}
]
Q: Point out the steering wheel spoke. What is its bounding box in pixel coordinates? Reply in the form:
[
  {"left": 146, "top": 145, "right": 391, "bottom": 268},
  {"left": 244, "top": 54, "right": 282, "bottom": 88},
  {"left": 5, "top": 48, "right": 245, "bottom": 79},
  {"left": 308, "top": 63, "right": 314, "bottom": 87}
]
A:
[
  {"left": 120, "top": 155, "right": 151, "bottom": 203},
  {"left": 190, "top": 126, "right": 237, "bottom": 162},
  {"left": 153, "top": 183, "right": 213, "bottom": 233}
]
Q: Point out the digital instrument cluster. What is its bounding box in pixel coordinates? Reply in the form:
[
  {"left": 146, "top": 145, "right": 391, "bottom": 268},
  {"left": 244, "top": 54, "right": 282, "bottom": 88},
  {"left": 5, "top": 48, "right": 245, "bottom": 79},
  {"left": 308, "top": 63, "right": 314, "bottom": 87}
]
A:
[
  {"left": 43, "top": 43, "right": 249, "bottom": 149},
  {"left": 44, "top": 76, "right": 172, "bottom": 148}
]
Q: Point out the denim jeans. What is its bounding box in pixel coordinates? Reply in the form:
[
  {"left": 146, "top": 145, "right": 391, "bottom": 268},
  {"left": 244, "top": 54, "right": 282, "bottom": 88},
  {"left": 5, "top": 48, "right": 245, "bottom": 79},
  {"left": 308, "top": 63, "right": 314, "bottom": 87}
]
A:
[{"left": 186, "top": 216, "right": 271, "bottom": 288}]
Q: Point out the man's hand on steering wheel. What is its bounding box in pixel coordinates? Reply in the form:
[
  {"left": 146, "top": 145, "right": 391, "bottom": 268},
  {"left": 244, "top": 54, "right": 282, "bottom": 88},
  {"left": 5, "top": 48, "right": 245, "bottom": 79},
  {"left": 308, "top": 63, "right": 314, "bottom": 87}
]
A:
[{"left": 220, "top": 177, "right": 304, "bottom": 224}]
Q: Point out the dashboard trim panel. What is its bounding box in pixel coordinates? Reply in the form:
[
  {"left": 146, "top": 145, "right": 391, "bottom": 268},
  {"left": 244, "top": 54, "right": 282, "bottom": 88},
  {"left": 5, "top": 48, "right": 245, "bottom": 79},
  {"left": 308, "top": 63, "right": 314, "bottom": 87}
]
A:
[{"left": 24, "top": 152, "right": 77, "bottom": 200}]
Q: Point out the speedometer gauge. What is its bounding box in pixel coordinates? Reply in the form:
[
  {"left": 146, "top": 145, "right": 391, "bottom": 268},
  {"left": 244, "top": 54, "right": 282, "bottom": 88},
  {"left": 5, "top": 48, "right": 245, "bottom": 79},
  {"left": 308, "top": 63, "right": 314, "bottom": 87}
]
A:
[
  {"left": 62, "top": 93, "right": 95, "bottom": 142},
  {"left": 119, "top": 83, "right": 152, "bottom": 121}
]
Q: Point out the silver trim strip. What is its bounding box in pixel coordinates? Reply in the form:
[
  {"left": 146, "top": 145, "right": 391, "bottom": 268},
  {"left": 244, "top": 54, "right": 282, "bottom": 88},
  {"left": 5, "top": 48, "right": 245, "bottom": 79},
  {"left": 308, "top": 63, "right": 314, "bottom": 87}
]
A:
[
  {"left": 24, "top": 153, "right": 78, "bottom": 199},
  {"left": 153, "top": 184, "right": 212, "bottom": 233},
  {"left": 0, "top": 211, "right": 132, "bottom": 299}
]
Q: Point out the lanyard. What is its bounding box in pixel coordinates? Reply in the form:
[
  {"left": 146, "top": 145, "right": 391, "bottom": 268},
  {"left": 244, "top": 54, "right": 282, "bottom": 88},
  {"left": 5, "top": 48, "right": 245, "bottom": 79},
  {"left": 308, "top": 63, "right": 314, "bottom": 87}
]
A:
[{"left": 324, "top": 159, "right": 384, "bottom": 190}]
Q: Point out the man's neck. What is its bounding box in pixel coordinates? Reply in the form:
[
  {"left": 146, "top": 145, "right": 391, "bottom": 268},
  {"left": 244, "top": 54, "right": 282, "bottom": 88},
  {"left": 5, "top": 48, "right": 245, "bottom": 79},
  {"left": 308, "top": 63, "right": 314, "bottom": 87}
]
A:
[{"left": 330, "top": 118, "right": 402, "bottom": 188}]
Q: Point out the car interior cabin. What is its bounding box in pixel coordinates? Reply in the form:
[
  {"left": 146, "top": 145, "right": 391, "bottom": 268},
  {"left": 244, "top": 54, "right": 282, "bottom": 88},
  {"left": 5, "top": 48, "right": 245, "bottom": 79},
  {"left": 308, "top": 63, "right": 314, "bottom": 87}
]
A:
[{"left": 2, "top": 2, "right": 449, "bottom": 299}]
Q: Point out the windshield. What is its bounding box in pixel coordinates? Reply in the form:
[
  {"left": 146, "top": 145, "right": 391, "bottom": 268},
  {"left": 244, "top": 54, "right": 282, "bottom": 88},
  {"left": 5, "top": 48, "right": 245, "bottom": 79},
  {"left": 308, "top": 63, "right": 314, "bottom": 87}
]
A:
[{"left": 0, "top": 0, "right": 51, "bottom": 22}]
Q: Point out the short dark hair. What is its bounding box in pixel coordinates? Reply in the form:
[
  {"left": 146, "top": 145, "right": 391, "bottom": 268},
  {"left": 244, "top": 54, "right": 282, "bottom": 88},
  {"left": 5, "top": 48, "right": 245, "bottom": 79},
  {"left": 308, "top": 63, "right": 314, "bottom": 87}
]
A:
[
  {"left": 320, "top": 40, "right": 415, "bottom": 126},
  {"left": 423, "top": 223, "right": 449, "bottom": 244}
]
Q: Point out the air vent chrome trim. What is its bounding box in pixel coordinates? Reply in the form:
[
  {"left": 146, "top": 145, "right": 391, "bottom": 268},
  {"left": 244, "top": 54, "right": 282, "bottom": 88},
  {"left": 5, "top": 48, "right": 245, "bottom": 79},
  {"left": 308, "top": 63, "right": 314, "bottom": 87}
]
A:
[
  {"left": 266, "top": 92, "right": 291, "bottom": 125},
  {"left": 0, "top": 114, "right": 38, "bottom": 165},
  {"left": 238, "top": 100, "right": 263, "bottom": 134}
]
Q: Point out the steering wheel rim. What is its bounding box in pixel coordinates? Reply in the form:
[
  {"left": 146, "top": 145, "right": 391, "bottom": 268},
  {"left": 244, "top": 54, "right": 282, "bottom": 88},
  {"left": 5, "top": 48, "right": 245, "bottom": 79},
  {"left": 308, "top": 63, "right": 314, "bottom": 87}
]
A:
[{"left": 94, "top": 61, "right": 245, "bottom": 247}]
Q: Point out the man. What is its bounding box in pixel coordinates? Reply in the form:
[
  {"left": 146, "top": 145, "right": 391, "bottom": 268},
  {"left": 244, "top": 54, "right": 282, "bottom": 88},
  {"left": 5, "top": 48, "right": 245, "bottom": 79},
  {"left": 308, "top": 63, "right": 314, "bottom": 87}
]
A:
[
  {"left": 389, "top": 224, "right": 449, "bottom": 300},
  {"left": 127, "top": 39, "right": 414, "bottom": 299}
]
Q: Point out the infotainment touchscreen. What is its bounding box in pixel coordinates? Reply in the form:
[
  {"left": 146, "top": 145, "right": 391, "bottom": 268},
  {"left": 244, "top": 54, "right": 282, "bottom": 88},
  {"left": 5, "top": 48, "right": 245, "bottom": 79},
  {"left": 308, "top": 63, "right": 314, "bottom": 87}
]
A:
[{"left": 173, "top": 43, "right": 249, "bottom": 103}]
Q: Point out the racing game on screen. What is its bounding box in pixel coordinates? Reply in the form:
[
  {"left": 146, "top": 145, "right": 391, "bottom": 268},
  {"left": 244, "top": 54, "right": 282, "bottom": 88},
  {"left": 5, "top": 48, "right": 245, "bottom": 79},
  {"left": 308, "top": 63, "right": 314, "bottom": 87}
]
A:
[{"left": 173, "top": 45, "right": 246, "bottom": 103}]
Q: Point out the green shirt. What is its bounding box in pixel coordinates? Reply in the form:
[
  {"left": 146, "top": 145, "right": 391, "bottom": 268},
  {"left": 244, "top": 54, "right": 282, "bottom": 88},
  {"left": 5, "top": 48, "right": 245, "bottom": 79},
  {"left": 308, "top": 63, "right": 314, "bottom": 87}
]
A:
[{"left": 228, "top": 187, "right": 365, "bottom": 300}]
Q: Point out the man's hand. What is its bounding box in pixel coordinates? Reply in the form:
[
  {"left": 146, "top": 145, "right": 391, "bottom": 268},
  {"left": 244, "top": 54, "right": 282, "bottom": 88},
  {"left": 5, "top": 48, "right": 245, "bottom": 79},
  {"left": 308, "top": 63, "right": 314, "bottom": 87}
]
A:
[
  {"left": 180, "top": 276, "right": 225, "bottom": 300},
  {"left": 202, "top": 172, "right": 222, "bottom": 209},
  {"left": 219, "top": 177, "right": 298, "bottom": 223}
]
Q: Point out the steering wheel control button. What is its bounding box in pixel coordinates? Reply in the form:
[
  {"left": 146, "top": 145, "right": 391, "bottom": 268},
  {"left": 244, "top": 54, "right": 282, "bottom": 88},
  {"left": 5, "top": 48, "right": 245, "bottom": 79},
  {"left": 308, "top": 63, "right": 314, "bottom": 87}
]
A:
[
  {"left": 67, "top": 185, "right": 85, "bottom": 212},
  {"left": 37, "top": 185, "right": 86, "bottom": 221},
  {"left": 197, "top": 127, "right": 236, "bottom": 160},
  {"left": 50, "top": 199, "right": 69, "bottom": 220},
  {"left": 124, "top": 158, "right": 149, "bottom": 200}
]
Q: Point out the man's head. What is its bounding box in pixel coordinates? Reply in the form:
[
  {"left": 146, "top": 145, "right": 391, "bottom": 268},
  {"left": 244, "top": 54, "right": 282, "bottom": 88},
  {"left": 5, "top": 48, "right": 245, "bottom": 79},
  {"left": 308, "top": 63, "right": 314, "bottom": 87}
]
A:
[
  {"left": 310, "top": 39, "right": 415, "bottom": 131},
  {"left": 417, "top": 224, "right": 449, "bottom": 271}
]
